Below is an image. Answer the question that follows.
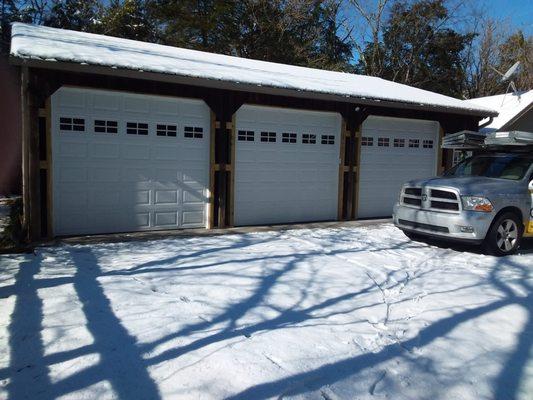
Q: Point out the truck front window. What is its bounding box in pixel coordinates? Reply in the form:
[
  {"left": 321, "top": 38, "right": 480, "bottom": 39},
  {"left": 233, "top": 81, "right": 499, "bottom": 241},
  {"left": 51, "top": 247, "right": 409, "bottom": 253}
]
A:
[{"left": 444, "top": 155, "right": 532, "bottom": 180}]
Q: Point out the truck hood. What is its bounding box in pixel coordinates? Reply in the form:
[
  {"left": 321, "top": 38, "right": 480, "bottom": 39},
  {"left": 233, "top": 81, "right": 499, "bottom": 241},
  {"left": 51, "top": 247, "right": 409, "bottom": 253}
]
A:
[{"left": 404, "top": 176, "right": 523, "bottom": 196}]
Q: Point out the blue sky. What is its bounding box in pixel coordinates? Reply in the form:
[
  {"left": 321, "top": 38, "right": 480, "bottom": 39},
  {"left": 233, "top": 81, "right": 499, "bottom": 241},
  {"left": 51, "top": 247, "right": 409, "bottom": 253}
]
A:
[{"left": 485, "top": 0, "right": 533, "bottom": 34}]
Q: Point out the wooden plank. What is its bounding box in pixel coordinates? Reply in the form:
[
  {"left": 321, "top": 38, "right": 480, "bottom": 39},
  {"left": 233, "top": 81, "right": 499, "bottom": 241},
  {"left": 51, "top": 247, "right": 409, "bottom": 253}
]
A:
[
  {"left": 345, "top": 128, "right": 355, "bottom": 219},
  {"left": 208, "top": 111, "right": 216, "bottom": 229},
  {"left": 20, "top": 67, "right": 42, "bottom": 241},
  {"left": 38, "top": 108, "right": 46, "bottom": 117},
  {"left": 229, "top": 114, "right": 236, "bottom": 227},
  {"left": 217, "top": 117, "right": 227, "bottom": 228},
  {"left": 337, "top": 120, "right": 347, "bottom": 220},
  {"left": 29, "top": 82, "right": 41, "bottom": 240},
  {"left": 437, "top": 124, "right": 445, "bottom": 174},
  {"left": 20, "top": 67, "right": 30, "bottom": 239},
  {"left": 213, "top": 164, "right": 233, "bottom": 172},
  {"left": 353, "top": 126, "right": 363, "bottom": 219},
  {"left": 45, "top": 98, "right": 53, "bottom": 238}
]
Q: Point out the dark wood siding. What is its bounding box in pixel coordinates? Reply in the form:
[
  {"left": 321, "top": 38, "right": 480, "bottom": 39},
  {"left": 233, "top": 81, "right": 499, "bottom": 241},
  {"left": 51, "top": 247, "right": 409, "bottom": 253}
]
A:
[{"left": 0, "top": 56, "right": 22, "bottom": 195}]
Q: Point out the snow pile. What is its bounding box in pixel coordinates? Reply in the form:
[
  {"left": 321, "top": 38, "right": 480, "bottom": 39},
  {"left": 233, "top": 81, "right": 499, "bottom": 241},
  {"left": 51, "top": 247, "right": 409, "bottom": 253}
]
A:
[
  {"left": 10, "top": 23, "right": 496, "bottom": 116},
  {"left": 465, "top": 90, "right": 533, "bottom": 132},
  {"left": 0, "top": 223, "right": 531, "bottom": 399}
]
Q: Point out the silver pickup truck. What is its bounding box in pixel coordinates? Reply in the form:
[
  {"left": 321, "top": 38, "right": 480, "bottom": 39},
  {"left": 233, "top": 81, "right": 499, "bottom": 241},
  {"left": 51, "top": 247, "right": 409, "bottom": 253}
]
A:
[{"left": 393, "top": 152, "right": 533, "bottom": 255}]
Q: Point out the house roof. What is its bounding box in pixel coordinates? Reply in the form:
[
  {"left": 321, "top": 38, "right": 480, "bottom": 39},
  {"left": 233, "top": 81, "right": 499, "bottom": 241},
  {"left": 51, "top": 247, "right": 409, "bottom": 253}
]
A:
[
  {"left": 464, "top": 90, "right": 533, "bottom": 132},
  {"left": 10, "top": 23, "right": 496, "bottom": 117}
]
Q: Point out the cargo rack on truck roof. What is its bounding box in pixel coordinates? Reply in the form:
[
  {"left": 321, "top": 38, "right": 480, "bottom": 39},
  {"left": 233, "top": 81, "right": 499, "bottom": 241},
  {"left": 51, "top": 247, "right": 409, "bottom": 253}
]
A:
[{"left": 442, "top": 130, "right": 533, "bottom": 151}]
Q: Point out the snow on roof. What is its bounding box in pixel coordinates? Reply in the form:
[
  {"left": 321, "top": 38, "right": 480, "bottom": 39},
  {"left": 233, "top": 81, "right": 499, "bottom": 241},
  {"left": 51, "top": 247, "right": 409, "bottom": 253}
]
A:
[
  {"left": 11, "top": 23, "right": 495, "bottom": 116},
  {"left": 465, "top": 90, "right": 533, "bottom": 132}
]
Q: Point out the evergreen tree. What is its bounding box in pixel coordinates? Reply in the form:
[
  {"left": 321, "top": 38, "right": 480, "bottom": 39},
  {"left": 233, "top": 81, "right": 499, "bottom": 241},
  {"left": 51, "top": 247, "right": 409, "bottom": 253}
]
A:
[
  {"left": 151, "top": 0, "right": 351, "bottom": 70},
  {"left": 357, "top": 0, "right": 474, "bottom": 97},
  {"left": 45, "top": 0, "right": 104, "bottom": 32},
  {"left": 152, "top": 0, "right": 237, "bottom": 53},
  {"left": 100, "top": 0, "right": 157, "bottom": 42}
]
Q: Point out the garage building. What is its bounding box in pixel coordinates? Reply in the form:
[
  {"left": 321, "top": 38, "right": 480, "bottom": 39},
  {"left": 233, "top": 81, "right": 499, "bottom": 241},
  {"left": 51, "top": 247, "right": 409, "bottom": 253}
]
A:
[{"left": 7, "top": 23, "right": 496, "bottom": 240}]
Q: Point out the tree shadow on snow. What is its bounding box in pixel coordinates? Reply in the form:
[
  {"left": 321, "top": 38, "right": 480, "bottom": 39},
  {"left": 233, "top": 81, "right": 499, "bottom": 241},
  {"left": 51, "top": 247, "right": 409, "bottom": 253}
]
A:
[{"left": 1, "top": 230, "right": 532, "bottom": 399}]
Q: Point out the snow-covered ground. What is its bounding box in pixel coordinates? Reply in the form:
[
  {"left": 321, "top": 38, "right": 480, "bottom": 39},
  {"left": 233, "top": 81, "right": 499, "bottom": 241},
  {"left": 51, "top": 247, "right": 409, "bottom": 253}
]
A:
[{"left": 0, "top": 223, "right": 531, "bottom": 400}]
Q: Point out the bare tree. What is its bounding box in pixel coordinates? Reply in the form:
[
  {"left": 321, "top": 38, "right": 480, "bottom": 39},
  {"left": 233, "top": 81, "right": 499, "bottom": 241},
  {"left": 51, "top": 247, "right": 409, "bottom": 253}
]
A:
[
  {"left": 342, "top": 0, "right": 390, "bottom": 76},
  {"left": 462, "top": 18, "right": 508, "bottom": 98}
]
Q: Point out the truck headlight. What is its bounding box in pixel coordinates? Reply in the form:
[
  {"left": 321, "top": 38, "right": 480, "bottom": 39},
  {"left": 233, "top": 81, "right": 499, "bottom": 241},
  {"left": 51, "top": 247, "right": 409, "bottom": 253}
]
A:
[{"left": 461, "top": 196, "right": 493, "bottom": 212}]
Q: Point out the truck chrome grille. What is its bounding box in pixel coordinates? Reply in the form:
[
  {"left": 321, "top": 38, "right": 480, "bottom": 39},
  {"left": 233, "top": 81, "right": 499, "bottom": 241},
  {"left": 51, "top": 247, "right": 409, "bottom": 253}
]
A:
[
  {"left": 404, "top": 188, "right": 422, "bottom": 196},
  {"left": 401, "top": 186, "right": 460, "bottom": 212}
]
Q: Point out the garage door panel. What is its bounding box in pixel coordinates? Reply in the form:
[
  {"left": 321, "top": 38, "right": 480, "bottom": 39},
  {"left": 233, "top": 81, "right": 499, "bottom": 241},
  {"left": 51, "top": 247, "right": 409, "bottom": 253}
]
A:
[
  {"left": 121, "top": 144, "right": 150, "bottom": 160},
  {"left": 358, "top": 116, "right": 438, "bottom": 218},
  {"left": 89, "top": 168, "right": 120, "bottom": 183},
  {"left": 124, "top": 97, "right": 149, "bottom": 114},
  {"left": 154, "top": 190, "right": 178, "bottom": 205},
  {"left": 235, "top": 105, "right": 341, "bottom": 226},
  {"left": 90, "top": 143, "right": 119, "bottom": 159},
  {"left": 59, "top": 142, "right": 87, "bottom": 158},
  {"left": 92, "top": 92, "right": 120, "bottom": 111},
  {"left": 52, "top": 87, "right": 210, "bottom": 235},
  {"left": 154, "top": 211, "right": 178, "bottom": 227}
]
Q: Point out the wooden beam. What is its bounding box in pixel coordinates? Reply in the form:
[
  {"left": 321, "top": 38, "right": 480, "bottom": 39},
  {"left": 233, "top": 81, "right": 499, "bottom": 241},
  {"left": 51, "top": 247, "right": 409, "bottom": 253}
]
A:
[
  {"left": 20, "top": 67, "right": 42, "bottom": 241},
  {"left": 21, "top": 66, "right": 30, "bottom": 239},
  {"left": 353, "top": 128, "right": 362, "bottom": 219},
  {"left": 437, "top": 124, "right": 445, "bottom": 175},
  {"left": 337, "top": 120, "right": 347, "bottom": 220},
  {"left": 216, "top": 118, "right": 228, "bottom": 228},
  {"left": 45, "top": 98, "right": 53, "bottom": 238},
  {"left": 229, "top": 114, "right": 236, "bottom": 227},
  {"left": 208, "top": 111, "right": 216, "bottom": 229}
]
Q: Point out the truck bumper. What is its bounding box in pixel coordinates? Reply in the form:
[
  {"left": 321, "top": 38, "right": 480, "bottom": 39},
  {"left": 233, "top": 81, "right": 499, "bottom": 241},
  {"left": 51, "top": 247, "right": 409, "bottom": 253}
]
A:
[{"left": 393, "top": 203, "right": 492, "bottom": 244}]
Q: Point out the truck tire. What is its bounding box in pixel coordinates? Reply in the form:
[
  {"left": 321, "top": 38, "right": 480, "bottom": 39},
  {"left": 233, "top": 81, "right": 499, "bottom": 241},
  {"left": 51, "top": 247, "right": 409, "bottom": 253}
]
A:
[
  {"left": 403, "top": 231, "right": 422, "bottom": 242},
  {"left": 483, "top": 212, "right": 523, "bottom": 256}
]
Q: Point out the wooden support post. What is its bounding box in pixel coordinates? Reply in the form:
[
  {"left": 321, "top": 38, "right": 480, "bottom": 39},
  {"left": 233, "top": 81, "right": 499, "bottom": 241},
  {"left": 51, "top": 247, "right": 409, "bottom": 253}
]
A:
[
  {"left": 45, "top": 98, "right": 53, "bottom": 238},
  {"left": 20, "top": 67, "right": 41, "bottom": 241},
  {"left": 437, "top": 124, "right": 445, "bottom": 175},
  {"left": 229, "top": 115, "right": 236, "bottom": 227},
  {"left": 345, "top": 127, "right": 356, "bottom": 219},
  {"left": 337, "top": 122, "right": 347, "bottom": 220},
  {"left": 21, "top": 67, "right": 30, "bottom": 239},
  {"left": 208, "top": 112, "right": 216, "bottom": 228},
  {"left": 353, "top": 128, "right": 362, "bottom": 219}
]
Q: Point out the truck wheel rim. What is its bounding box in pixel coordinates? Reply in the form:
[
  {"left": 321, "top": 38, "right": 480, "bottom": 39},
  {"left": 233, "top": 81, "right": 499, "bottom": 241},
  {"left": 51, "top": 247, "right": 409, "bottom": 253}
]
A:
[{"left": 496, "top": 219, "right": 518, "bottom": 252}]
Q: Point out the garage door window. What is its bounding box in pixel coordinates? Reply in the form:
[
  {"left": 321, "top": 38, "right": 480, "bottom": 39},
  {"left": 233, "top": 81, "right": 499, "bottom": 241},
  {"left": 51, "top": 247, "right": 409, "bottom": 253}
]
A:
[
  {"left": 302, "top": 134, "right": 316, "bottom": 144},
  {"left": 321, "top": 135, "right": 335, "bottom": 145},
  {"left": 282, "top": 133, "right": 297, "bottom": 143},
  {"left": 260, "top": 132, "right": 276, "bottom": 143},
  {"left": 378, "top": 137, "right": 390, "bottom": 147},
  {"left": 361, "top": 137, "right": 373, "bottom": 146},
  {"left": 184, "top": 126, "right": 203, "bottom": 138},
  {"left": 126, "top": 122, "right": 148, "bottom": 135},
  {"left": 393, "top": 138, "right": 405, "bottom": 147},
  {"left": 238, "top": 130, "right": 255, "bottom": 141},
  {"left": 60, "top": 117, "right": 85, "bottom": 132},
  {"left": 95, "top": 120, "right": 118, "bottom": 134},
  {"left": 423, "top": 139, "right": 434, "bottom": 148},
  {"left": 409, "top": 139, "right": 420, "bottom": 148},
  {"left": 157, "top": 124, "right": 177, "bottom": 137}
]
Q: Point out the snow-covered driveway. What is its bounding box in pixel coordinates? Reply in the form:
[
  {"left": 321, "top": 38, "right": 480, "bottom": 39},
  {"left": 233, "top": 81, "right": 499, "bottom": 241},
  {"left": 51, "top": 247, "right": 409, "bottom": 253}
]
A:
[{"left": 0, "top": 223, "right": 532, "bottom": 400}]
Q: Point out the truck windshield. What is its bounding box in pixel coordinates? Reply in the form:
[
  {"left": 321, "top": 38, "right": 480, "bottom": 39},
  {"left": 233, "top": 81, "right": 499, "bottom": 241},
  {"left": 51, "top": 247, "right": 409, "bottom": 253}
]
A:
[{"left": 443, "top": 155, "right": 532, "bottom": 180}]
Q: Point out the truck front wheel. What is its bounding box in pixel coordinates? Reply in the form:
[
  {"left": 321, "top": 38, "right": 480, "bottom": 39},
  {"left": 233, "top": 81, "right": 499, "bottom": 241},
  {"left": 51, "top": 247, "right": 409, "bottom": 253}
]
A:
[{"left": 483, "top": 212, "right": 523, "bottom": 256}]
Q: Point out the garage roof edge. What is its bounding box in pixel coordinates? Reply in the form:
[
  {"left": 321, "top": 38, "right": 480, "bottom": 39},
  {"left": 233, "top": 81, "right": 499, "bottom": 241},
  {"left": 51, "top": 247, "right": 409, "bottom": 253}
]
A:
[{"left": 10, "top": 23, "right": 497, "bottom": 118}]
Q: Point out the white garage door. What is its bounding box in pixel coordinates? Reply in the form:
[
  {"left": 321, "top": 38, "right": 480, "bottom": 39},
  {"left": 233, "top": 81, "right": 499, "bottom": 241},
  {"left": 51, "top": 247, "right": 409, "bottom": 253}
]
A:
[
  {"left": 358, "top": 116, "right": 439, "bottom": 218},
  {"left": 51, "top": 87, "right": 210, "bottom": 235},
  {"left": 234, "top": 105, "right": 341, "bottom": 226}
]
